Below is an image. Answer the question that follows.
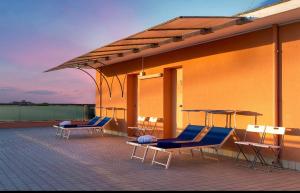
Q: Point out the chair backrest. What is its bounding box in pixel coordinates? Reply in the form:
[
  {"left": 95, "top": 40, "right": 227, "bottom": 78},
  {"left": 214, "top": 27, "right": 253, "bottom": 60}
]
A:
[
  {"left": 264, "top": 126, "right": 286, "bottom": 146},
  {"left": 145, "top": 117, "right": 158, "bottom": 134},
  {"left": 265, "top": 126, "right": 285, "bottom": 135},
  {"left": 95, "top": 117, "right": 111, "bottom": 127},
  {"left": 149, "top": 117, "right": 158, "bottom": 123},
  {"left": 177, "top": 125, "right": 206, "bottom": 141},
  {"left": 138, "top": 116, "right": 146, "bottom": 122},
  {"left": 246, "top": 125, "right": 265, "bottom": 133},
  {"left": 243, "top": 125, "right": 266, "bottom": 143},
  {"left": 198, "top": 127, "right": 233, "bottom": 146},
  {"left": 137, "top": 116, "right": 146, "bottom": 128},
  {"left": 87, "top": 116, "right": 101, "bottom": 126},
  {"left": 147, "top": 117, "right": 158, "bottom": 128}
]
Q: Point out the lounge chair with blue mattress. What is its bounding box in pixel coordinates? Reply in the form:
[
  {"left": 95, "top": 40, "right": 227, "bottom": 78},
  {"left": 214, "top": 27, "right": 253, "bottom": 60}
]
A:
[
  {"left": 148, "top": 126, "right": 234, "bottom": 169},
  {"left": 54, "top": 116, "right": 101, "bottom": 137},
  {"left": 126, "top": 124, "right": 208, "bottom": 162},
  {"left": 55, "top": 117, "right": 112, "bottom": 140}
]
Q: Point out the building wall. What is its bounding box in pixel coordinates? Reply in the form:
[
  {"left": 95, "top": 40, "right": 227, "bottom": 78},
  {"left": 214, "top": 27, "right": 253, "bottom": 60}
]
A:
[
  {"left": 281, "top": 22, "right": 300, "bottom": 162},
  {"left": 96, "top": 22, "right": 300, "bottom": 163}
]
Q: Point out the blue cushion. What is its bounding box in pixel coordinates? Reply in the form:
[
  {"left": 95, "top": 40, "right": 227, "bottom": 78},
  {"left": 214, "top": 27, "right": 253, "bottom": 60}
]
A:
[
  {"left": 62, "top": 124, "right": 79, "bottom": 128},
  {"left": 87, "top": 116, "right": 100, "bottom": 125},
  {"left": 93, "top": 117, "right": 110, "bottom": 127},
  {"left": 129, "top": 138, "right": 178, "bottom": 145},
  {"left": 177, "top": 125, "right": 205, "bottom": 140},
  {"left": 196, "top": 127, "right": 233, "bottom": 146},
  {"left": 75, "top": 117, "right": 111, "bottom": 128},
  {"left": 157, "top": 141, "right": 182, "bottom": 149}
]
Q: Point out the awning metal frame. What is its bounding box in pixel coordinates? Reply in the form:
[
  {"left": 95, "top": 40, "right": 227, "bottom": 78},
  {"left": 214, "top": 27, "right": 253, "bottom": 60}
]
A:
[{"left": 78, "top": 61, "right": 126, "bottom": 99}]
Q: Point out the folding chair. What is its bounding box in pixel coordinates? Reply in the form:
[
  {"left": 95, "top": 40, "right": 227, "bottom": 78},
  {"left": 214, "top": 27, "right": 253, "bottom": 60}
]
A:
[
  {"left": 250, "top": 126, "right": 285, "bottom": 170},
  {"left": 234, "top": 125, "right": 266, "bottom": 165},
  {"left": 128, "top": 116, "right": 147, "bottom": 137},
  {"left": 143, "top": 117, "right": 159, "bottom": 136}
]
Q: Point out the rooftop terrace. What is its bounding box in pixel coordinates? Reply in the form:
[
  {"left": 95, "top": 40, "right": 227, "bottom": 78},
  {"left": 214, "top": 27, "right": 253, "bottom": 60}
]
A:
[{"left": 0, "top": 127, "right": 299, "bottom": 191}]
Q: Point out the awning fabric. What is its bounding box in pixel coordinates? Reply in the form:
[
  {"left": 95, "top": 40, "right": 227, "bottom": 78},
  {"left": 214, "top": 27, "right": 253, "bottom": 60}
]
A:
[
  {"left": 46, "top": 1, "right": 300, "bottom": 72},
  {"left": 45, "top": 16, "right": 252, "bottom": 72}
]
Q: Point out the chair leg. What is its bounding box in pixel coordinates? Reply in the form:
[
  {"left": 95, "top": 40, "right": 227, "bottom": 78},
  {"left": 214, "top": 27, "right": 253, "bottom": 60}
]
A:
[
  {"left": 251, "top": 146, "right": 267, "bottom": 169},
  {"left": 61, "top": 129, "right": 65, "bottom": 138},
  {"left": 269, "top": 148, "right": 283, "bottom": 171},
  {"left": 100, "top": 128, "right": 104, "bottom": 136},
  {"left": 66, "top": 130, "right": 71, "bottom": 140},
  {"left": 142, "top": 147, "right": 149, "bottom": 163},
  {"left": 152, "top": 150, "right": 158, "bottom": 165},
  {"left": 56, "top": 128, "right": 60, "bottom": 137},
  {"left": 250, "top": 146, "right": 260, "bottom": 168},
  {"left": 190, "top": 149, "right": 194, "bottom": 157},
  {"left": 199, "top": 148, "right": 205, "bottom": 159},
  {"left": 235, "top": 144, "right": 250, "bottom": 163},
  {"left": 166, "top": 152, "right": 172, "bottom": 169},
  {"left": 131, "top": 146, "right": 137, "bottom": 160},
  {"left": 130, "top": 145, "right": 149, "bottom": 162},
  {"left": 214, "top": 148, "right": 220, "bottom": 162},
  {"left": 62, "top": 129, "right": 66, "bottom": 139},
  {"left": 151, "top": 150, "right": 172, "bottom": 169}
]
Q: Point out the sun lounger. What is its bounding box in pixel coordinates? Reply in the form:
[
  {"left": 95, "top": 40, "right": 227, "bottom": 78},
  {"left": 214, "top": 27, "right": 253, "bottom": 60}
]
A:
[
  {"left": 126, "top": 124, "right": 207, "bottom": 162},
  {"left": 148, "top": 126, "right": 234, "bottom": 169},
  {"left": 56, "top": 117, "right": 111, "bottom": 139},
  {"left": 54, "top": 116, "right": 101, "bottom": 137}
]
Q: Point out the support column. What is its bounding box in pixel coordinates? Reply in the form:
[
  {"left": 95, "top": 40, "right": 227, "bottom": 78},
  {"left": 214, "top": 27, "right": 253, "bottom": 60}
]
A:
[
  {"left": 163, "top": 68, "right": 173, "bottom": 138},
  {"left": 127, "top": 74, "right": 138, "bottom": 137}
]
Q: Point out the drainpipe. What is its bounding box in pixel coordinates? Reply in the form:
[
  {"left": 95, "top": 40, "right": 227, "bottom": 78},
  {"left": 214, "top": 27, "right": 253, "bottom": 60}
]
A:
[
  {"left": 273, "top": 24, "right": 282, "bottom": 127},
  {"left": 273, "top": 24, "right": 282, "bottom": 158}
]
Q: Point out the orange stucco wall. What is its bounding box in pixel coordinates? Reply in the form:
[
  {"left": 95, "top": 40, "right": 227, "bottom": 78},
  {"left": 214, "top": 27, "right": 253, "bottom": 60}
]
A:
[
  {"left": 280, "top": 22, "right": 300, "bottom": 161},
  {"left": 96, "top": 22, "right": 300, "bottom": 162}
]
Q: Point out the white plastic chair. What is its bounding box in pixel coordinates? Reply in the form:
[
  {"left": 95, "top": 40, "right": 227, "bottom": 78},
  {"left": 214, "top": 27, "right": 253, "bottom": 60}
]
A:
[
  {"left": 128, "top": 116, "right": 147, "bottom": 137},
  {"left": 143, "top": 117, "right": 158, "bottom": 136},
  {"left": 234, "top": 125, "right": 266, "bottom": 164},
  {"left": 250, "top": 126, "right": 285, "bottom": 170}
]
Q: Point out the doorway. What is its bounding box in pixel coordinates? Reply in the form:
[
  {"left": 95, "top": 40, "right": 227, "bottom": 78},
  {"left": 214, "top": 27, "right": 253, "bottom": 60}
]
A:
[{"left": 171, "top": 68, "right": 183, "bottom": 137}]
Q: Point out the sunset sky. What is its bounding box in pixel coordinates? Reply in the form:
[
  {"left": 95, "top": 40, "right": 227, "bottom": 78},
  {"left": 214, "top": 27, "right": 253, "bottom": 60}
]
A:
[{"left": 0, "top": 0, "right": 279, "bottom": 104}]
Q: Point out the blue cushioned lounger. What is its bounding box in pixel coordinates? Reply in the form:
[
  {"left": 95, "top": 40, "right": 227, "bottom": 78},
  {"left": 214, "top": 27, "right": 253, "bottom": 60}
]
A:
[
  {"left": 126, "top": 124, "right": 207, "bottom": 162},
  {"left": 61, "top": 116, "right": 102, "bottom": 128},
  {"left": 56, "top": 117, "right": 112, "bottom": 139},
  {"left": 70, "top": 117, "right": 111, "bottom": 128},
  {"left": 54, "top": 116, "right": 101, "bottom": 134},
  {"left": 130, "top": 124, "right": 206, "bottom": 144},
  {"left": 148, "top": 127, "right": 234, "bottom": 169},
  {"left": 156, "top": 127, "right": 233, "bottom": 148}
]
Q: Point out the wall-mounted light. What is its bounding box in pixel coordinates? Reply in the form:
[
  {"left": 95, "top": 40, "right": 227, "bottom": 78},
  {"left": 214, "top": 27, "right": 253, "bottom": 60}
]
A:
[{"left": 138, "top": 73, "right": 163, "bottom": 80}]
